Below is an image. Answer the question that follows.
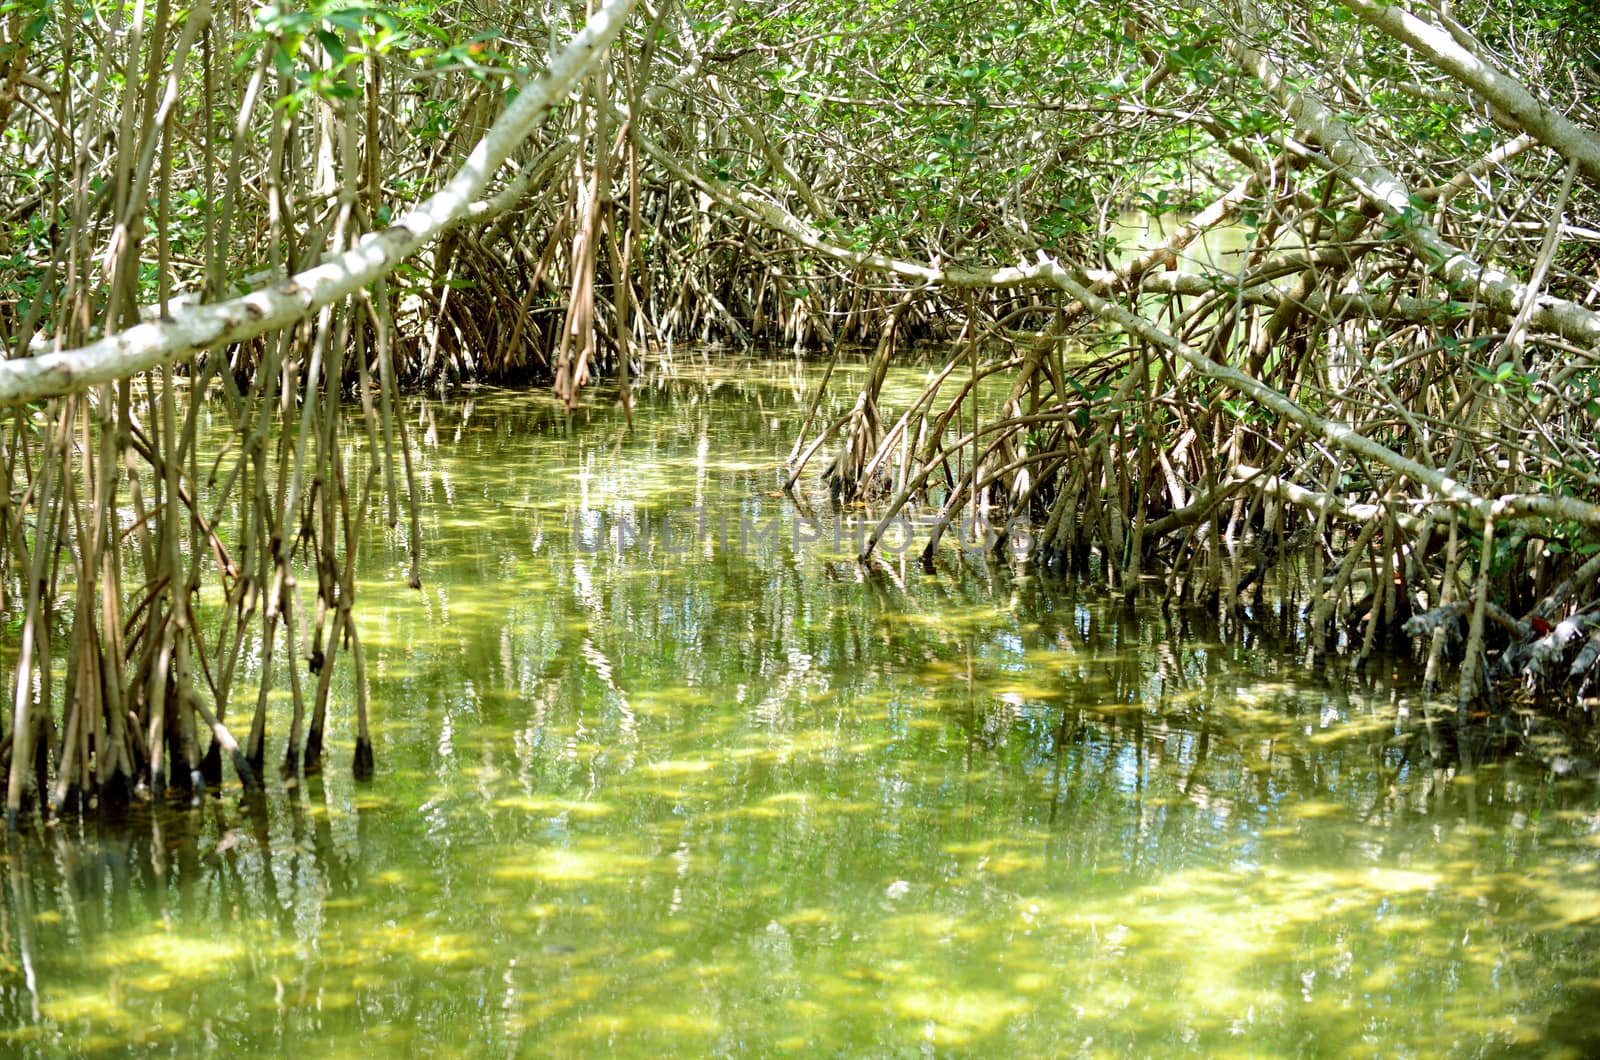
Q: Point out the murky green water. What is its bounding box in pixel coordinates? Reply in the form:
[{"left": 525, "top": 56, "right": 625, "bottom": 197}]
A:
[{"left": 4, "top": 360, "right": 1600, "bottom": 1056}]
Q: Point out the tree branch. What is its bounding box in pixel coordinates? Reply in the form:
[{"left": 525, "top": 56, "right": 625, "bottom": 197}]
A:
[
  {"left": 0, "top": 0, "right": 643, "bottom": 407},
  {"left": 1343, "top": 0, "right": 1600, "bottom": 187}
]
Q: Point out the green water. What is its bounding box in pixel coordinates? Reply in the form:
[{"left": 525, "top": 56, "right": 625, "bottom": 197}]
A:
[{"left": 4, "top": 360, "right": 1600, "bottom": 1057}]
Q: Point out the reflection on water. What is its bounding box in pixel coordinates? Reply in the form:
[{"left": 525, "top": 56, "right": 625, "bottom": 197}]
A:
[{"left": 3, "top": 359, "right": 1599, "bottom": 1056}]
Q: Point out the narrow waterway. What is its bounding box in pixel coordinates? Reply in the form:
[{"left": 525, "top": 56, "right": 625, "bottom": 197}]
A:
[{"left": 3, "top": 359, "right": 1598, "bottom": 1056}]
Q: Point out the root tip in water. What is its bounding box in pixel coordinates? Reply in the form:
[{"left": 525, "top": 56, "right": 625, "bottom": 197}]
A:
[
  {"left": 232, "top": 751, "right": 260, "bottom": 792},
  {"left": 99, "top": 770, "right": 133, "bottom": 810},
  {"left": 353, "top": 738, "right": 375, "bottom": 782},
  {"left": 303, "top": 734, "right": 324, "bottom": 776},
  {"left": 54, "top": 785, "right": 83, "bottom": 817},
  {"left": 201, "top": 740, "right": 223, "bottom": 787}
]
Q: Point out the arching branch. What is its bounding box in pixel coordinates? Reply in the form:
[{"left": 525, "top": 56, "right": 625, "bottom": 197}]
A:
[{"left": 0, "top": 0, "right": 644, "bottom": 407}]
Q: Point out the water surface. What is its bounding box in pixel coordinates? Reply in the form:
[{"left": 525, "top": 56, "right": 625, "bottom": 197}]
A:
[{"left": 3, "top": 360, "right": 1598, "bottom": 1056}]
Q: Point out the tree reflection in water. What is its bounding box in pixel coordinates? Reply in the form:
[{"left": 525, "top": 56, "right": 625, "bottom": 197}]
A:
[{"left": 2, "top": 371, "right": 1597, "bottom": 1056}]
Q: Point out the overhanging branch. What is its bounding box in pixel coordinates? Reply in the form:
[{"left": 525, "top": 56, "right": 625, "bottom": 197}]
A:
[{"left": 0, "top": 0, "right": 643, "bottom": 407}]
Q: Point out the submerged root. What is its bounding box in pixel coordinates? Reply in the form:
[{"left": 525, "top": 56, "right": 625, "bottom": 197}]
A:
[
  {"left": 353, "top": 737, "right": 376, "bottom": 782},
  {"left": 809, "top": 282, "right": 1599, "bottom": 719}
]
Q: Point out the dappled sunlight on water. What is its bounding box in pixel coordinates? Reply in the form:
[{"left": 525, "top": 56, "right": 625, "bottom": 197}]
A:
[{"left": 3, "top": 360, "right": 1599, "bottom": 1055}]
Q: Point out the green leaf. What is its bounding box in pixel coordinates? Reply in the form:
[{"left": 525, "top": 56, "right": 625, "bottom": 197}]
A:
[
  {"left": 272, "top": 42, "right": 297, "bottom": 79},
  {"left": 327, "top": 10, "right": 369, "bottom": 33},
  {"left": 316, "top": 28, "right": 346, "bottom": 65}
]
